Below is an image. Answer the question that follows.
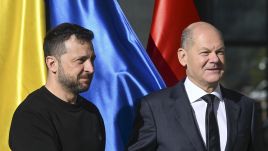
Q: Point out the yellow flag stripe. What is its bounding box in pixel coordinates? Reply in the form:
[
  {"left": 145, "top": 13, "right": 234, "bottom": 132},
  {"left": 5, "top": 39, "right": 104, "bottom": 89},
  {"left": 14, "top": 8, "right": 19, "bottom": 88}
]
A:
[{"left": 0, "top": 0, "right": 46, "bottom": 150}]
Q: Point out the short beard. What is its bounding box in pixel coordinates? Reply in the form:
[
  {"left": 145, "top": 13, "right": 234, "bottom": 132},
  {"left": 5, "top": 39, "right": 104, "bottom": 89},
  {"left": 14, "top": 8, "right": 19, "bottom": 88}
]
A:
[{"left": 58, "top": 63, "right": 89, "bottom": 94}]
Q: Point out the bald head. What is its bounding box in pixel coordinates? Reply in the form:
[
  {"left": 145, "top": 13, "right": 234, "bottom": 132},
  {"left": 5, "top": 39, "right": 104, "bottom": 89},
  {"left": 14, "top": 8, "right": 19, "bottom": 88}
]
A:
[
  {"left": 180, "top": 22, "right": 223, "bottom": 49},
  {"left": 177, "top": 21, "right": 225, "bottom": 92}
]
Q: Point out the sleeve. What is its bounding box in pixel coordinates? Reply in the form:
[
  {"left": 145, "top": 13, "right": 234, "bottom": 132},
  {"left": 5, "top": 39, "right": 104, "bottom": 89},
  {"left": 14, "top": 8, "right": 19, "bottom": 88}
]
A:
[
  {"left": 97, "top": 107, "right": 106, "bottom": 151},
  {"left": 126, "top": 98, "right": 157, "bottom": 151},
  {"left": 9, "top": 109, "right": 60, "bottom": 151},
  {"left": 249, "top": 101, "right": 265, "bottom": 151}
]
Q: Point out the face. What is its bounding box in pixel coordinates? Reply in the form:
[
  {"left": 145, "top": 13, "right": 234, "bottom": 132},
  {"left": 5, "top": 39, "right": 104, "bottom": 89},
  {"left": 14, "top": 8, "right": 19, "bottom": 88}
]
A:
[
  {"left": 57, "top": 35, "right": 95, "bottom": 94},
  {"left": 178, "top": 24, "right": 225, "bottom": 90}
]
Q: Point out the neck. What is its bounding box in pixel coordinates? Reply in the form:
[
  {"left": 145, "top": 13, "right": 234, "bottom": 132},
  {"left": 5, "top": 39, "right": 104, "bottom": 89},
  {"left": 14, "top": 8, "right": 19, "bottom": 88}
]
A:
[
  {"left": 203, "top": 86, "right": 217, "bottom": 93},
  {"left": 187, "top": 77, "right": 218, "bottom": 93},
  {"left": 45, "top": 80, "right": 77, "bottom": 104}
]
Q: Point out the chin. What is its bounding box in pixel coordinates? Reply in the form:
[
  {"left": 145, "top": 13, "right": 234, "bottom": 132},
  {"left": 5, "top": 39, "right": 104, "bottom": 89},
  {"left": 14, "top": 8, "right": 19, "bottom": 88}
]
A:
[
  {"left": 78, "top": 84, "right": 90, "bottom": 92},
  {"left": 78, "top": 87, "right": 89, "bottom": 93},
  {"left": 205, "top": 76, "right": 222, "bottom": 83},
  {"left": 206, "top": 79, "right": 221, "bottom": 86}
]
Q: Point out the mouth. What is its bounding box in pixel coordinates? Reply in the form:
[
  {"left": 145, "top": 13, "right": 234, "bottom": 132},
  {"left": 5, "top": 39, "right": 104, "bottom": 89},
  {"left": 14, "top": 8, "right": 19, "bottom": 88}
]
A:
[
  {"left": 79, "top": 79, "right": 89, "bottom": 85},
  {"left": 80, "top": 74, "right": 93, "bottom": 82},
  {"left": 208, "top": 68, "right": 222, "bottom": 70},
  {"left": 79, "top": 75, "right": 90, "bottom": 81},
  {"left": 206, "top": 67, "right": 224, "bottom": 73},
  {"left": 80, "top": 78, "right": 89, "bottom": 81}
]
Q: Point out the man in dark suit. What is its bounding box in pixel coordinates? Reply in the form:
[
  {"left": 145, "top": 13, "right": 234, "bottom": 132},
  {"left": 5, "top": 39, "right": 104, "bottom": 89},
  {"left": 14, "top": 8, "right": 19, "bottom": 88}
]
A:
[{"left": 127, "top": 22, "right": 263, "bottom": 151}]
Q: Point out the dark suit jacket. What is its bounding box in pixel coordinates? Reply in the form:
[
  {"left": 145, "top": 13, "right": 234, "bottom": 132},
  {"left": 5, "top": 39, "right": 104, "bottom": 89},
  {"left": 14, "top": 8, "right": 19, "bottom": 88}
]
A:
[{"left": 127, "top": 80, "right": 264, "bottom": 151}]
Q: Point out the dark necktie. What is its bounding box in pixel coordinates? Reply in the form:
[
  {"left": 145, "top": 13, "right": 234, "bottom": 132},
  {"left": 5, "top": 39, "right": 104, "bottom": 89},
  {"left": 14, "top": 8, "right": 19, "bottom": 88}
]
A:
[{"left": 202, "top": 94, "right": 221, "bottom": 151}]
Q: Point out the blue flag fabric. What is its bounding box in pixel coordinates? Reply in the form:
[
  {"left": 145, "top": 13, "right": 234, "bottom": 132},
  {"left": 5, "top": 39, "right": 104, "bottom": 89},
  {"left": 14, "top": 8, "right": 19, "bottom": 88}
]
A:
[{"left": 46, "top": 0, "right": 166, "bottom": 150}]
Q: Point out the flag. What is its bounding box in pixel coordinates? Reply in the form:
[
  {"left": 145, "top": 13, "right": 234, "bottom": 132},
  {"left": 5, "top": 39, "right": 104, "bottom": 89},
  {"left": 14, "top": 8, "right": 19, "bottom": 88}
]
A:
[
  {"left": 0, "top": 0, "right": 46, "bottom": 150},
  {"left": 147, "top": 0, "right": 200, "bottom": 86},
  {"left": 45, "top": 0, "right": 166, "bottom": 151}
]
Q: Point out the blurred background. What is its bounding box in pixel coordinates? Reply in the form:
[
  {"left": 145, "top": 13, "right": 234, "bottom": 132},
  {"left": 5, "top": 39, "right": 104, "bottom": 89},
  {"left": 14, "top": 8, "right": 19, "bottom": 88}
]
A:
[{"left": 119, "top": 0, "right": 268, "bottom": 147}]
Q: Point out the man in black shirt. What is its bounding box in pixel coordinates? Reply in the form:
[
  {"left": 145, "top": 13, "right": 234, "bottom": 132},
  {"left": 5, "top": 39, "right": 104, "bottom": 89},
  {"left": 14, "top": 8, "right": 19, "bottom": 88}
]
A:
[{"left": 9, "top": 23, "right": 105, "bottom": 151}]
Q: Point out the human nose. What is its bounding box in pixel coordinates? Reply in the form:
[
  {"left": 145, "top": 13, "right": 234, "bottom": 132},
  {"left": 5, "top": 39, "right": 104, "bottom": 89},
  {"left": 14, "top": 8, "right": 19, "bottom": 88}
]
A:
[
  {"left": 209, "top": 52, "right": 219, "bottom": 63},
  {"left": 84, "top": 59, "right": 94, "bottom": 73}
]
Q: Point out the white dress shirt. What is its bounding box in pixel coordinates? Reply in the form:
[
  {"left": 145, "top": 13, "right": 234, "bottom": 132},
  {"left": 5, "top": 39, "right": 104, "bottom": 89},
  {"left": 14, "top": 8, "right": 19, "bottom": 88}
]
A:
[{"left": 184, "top": 77, "right": 227, "bottom": 151}]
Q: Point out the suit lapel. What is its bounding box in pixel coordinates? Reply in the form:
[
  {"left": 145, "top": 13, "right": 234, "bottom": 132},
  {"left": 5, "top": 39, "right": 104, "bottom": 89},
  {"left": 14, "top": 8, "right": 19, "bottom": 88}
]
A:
[
  {"left": 221, "top": 87, "right": 240, "bottom": 151},
  {"left": 171, "top": 81, "right": 206, "bottom": 151}
]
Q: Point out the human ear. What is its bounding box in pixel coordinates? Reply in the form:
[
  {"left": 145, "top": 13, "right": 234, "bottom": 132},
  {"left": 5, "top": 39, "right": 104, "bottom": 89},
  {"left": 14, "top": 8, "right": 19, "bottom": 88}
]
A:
[
  {"left": 45, "top": 56, "right": 58, "bottom": 73},
  {"left": 177, "top": 48, "right": 187, "bottom": 67}
]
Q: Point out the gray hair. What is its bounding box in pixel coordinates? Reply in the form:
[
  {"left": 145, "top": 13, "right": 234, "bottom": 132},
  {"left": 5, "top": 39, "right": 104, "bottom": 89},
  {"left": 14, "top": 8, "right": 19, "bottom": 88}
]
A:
[{"left": 180, "top": 27, "right": 193, "bottom": 49}]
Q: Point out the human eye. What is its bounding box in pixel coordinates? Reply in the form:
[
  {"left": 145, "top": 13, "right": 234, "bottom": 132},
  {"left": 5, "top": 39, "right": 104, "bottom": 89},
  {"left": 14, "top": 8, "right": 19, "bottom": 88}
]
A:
[
  {"left": 216, "top": 48, "right": 225, "bottom": 56},
  {"left": 76, "top": 57, "right": 87, "bottom": 64},
  {"left": 200, "top": 50, "right": 209, "bottom": 56},
  {"left": 217, "top": 51, "right": 224, "bottom": 56},
  {"left": 90, "top": 55, "right": 96, "bottom": 63}
]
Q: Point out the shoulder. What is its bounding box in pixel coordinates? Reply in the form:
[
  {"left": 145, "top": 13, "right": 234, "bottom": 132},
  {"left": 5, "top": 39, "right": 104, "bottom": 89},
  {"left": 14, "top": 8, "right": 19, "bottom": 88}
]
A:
[
  {"left": 10, "top": 87, "right": 55, "bottom": 135},
  {"left": 12, "top": 86, "right": 54, "bottom": 124},
  {"left": 143, "top": 87, "right": 174, "bottom": 102},
  {"left": 16, "top": 87, "right": 48, "bottom": 113},
  {"left": 143, "top": 81, "right": 184, "bottom": 100},
  {"left": 139, "top": 81, "right": 185, "bottom": 108},
  {"left": 78, "top": 95, "right": 102, "bottom": 115},
  {"left": 9, "top": 87, "right": 61, "bottom": 151},
  {"left": 221, "top": 86, "right": 256, "bottom": 107}
]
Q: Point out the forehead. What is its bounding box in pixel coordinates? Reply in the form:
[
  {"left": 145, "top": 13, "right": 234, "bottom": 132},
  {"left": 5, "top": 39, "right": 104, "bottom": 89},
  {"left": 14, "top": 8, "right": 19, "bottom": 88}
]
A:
[
  {"left": 65, "top": 35, "right": 94, "bottom": 51},
  {"left": 191, "top": 27, "right": 223, "bottom": 49}
]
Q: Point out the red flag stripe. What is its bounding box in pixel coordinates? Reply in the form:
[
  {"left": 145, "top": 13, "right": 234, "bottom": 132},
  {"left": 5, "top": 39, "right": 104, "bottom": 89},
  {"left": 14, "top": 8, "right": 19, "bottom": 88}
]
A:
[
  {"left": 147, "top": 35, "right": 178, "bottom": 86},
  {"left": 147, "top": 0, "right": 200, "bottom": 86}
]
